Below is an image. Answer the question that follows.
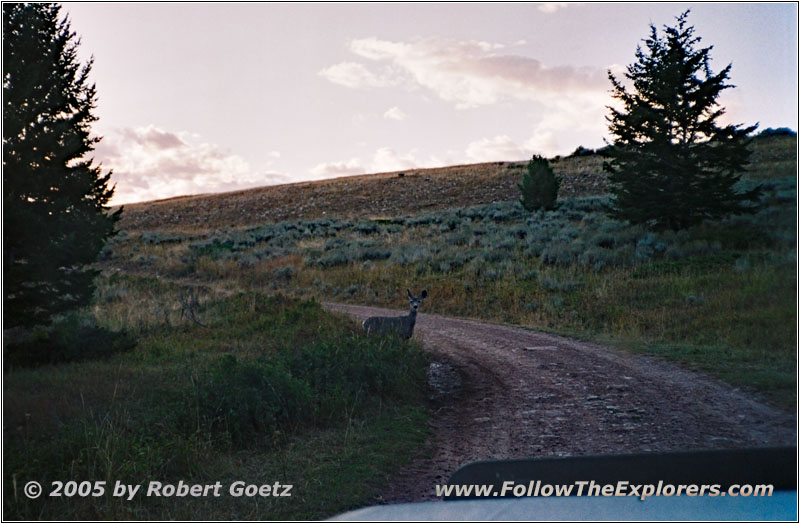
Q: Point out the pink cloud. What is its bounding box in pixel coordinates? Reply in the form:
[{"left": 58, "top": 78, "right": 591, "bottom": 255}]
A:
[
  {"left": 95, "top": 125, "right": 284, "bottom": 204},
  {"left": 323, "top": 37, "right": 608, "bottom": 109}
]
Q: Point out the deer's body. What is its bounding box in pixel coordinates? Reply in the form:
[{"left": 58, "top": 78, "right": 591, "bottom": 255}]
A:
[{"left": 363, "top": 289, "right": 427, "bottom": 340}]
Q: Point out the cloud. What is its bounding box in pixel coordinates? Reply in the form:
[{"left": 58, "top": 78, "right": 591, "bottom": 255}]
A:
[
  {"left": 523, "top": 131, "right": 561, "bottom": 157},
  {"left": 319, "top": 35, "right": 613, "bottom": 158},
  {"left": 119, "top": 125, "right": 186, "bottom": 150},
  {"left": 318, "top": 61, "right": 394, "bottom": 88},
  {"left": 309, "top": 147, "right": 426, "bottom": 178},
  {"left": 94, "top": 125, "right": 282, "bottom": 205},
  {"left": 537, "top": 3, "right": 569, "bottom": 14},
  {"left": 309, "top": 158, "right": 364, "bottom": 178},
  {"left": 309, "top": 130, "right": 574, "bottom": 183},
  {"left": 371, "top": 147, "right": 418, "bottom": 171},
  {"left": 465, "top": 135, "right": 529, "bottom": 162},
  {"left": 383, "top": 106, "right": 407, "bottom": 121},
  {"left": 323, "top": 36, "right": 608, "bottom": 110}
]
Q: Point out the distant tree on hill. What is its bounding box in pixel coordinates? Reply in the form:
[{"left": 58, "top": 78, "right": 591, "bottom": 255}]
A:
[
  {"left": 757, "top": 127, "right": 796, "bottom": 138},
  {"left": 519, "top": 155, "right": 560, "bottom": 211},
  {"left": 604, "top": 11, "right": 761, "bottom": 231},
  {"left": 4, "top": 3, "right": 120, "bottom": 329},
  {"left": 570, "top": 146, "right": 596, "bottom": 157}
]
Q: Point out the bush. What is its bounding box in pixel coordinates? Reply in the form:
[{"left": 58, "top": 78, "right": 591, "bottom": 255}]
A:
[
  {"left": 314, "top": 250, "right": 352, "bottom": 268},
  {"left": 519, "top": 155, "right": 560, "bottom": 211},
  {"left": 273, "top": 266, "right": 294, "bottom": 281},
  {"left": 541, "top": 243, "right": 575, "bottom": 266},
  {"left": 285, "top": 336, "right": 426, "bottom": 420},
  {"left": 4, "top": 313, "right": 136, "bottom": 368},
  {"left": 196, "top": 355, "right": 312, "bottom": 445},
  {"left": 578, "top": 246, "right": 619, "bottom": 270},
  {"left": 355, "top": 246, "right": 392, "bottom": 262},
  {"left": 389, "top": 246, "right": 431, "bottom": 266},
  {"left": 179, "top": 295, "right": 429, "bottom": 448},
  {"left": 192, "top": 328, "right": 427, "bottom": 446}
]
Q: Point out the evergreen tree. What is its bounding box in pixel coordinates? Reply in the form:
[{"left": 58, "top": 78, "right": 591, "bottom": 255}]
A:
[
  {"left": 4, "top": 3, "right": 120, "bottom": 329},
  {"left": 604, "top": 11, "right": 760, "bottom": 231},
  {"left": 519, "top": 155, "right": 560, "bottom": 211}
]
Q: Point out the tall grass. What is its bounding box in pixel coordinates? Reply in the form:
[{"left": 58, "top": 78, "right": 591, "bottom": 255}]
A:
[{"left": 4, "top": 277, "right": 429, "bottom": 519}]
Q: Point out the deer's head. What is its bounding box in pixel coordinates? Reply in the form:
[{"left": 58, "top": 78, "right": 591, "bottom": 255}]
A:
[{"left": 407, "top": 289, "right": 427, "bottom": 312}]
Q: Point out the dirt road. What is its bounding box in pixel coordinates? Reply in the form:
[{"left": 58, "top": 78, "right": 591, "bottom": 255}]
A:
[{"left": 324, "top": 303, "right": 796, "bottom": 503}]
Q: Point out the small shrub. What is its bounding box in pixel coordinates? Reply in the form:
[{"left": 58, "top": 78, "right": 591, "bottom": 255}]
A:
[
  {"left": 446, "top": 230, "right": 472, "bottom": 246},
  {"left": 524, "top": 243, "right": 545, "bottom": 257},
  {"left": 190, "top": 239, "right": 235, "bottom": 258},
  {"left": 353, "top": 222, "right": 379, "bottom": 235},
  {"left": 355, "top": 246, "right": 392, "bottom": 262},
  {"left": 490, "top": 208, "right": 515, "bottom": 222},
  {"left": 578, "top": 246, "right": 618, "bottom": 270},
  {"left": 196, "top": 355, "right": 312, "bottom": 446},
  {"left": 508, "top": 225, "right": 527, "bottom": 240},
  {"left": 389, "top": 246, "right": 431, "bottom": 266},
  {"left": 314, "top": 250, "right": 352, "bottom": 268},
  {"left": 324, "top": 238, "right": 348, "bottom": 251},
  {"left": 273, "top": 266, "right": 294, "bottom": 281},
  {"left": 5, "top": 313, "right": 137, "bottom": 368},
  {"left": 590, "top": 232, "right": 617, "bottom": 249},
  {"left": 541, "top": 243, "right": 575, "bottom": 266},
  {"left": 481, "top": 249, "right": 506, "bottom": 263},
  {"left": 519, "top": 155, "right": 560, "bottom": 211}
]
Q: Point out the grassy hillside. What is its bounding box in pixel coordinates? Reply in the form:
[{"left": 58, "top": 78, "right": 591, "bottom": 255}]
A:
[
  {"left": 103, "top": 135, "right": 796, "bottom": 405},
  {"left": 4, "top": 134, "right": 796, "bottom": 519},
  {"left": 116, "top": 135, "right": 794, "bottom": 233},
  {"left": 117, "top": 153, "right": 607, "bottom": 232}
]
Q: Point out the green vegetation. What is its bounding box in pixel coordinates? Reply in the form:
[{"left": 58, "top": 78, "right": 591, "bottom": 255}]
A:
[
  {"left": 4, "top": 134, "right": 794, "bottom": 521},
  {"left": 4, "top": 277, "right": 429, "bottom": 519},
  {"left": 99, "top": 137, "right": 796, "bottom": 409},
  {"left": 4, "top": 312, "right": 136, "bottom": 368},
  {"left": 519, "top": 155, "right": 560, "bottom": 211}
]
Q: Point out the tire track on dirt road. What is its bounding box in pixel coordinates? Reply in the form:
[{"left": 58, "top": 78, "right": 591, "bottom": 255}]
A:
[{"left": 324, "top": 303, "right": 796, "bottom": 503}]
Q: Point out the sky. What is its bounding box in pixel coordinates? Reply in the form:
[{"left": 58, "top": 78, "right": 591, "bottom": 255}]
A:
[{"left": 61, "top": 2, "right": 798, "bottom": 205}]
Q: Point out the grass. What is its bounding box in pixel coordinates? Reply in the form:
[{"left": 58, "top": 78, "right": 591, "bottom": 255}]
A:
[
  {"left": 116, "top": 150, "right": 606, "bottom": 233},
  {"left": 3, "top": 277, "right": 430, "bottom": 520},
  {"left": 99, "top": 136, "right": 796, "bottom": 409},
  {"left": 4, "top": 134, "right": 795, "bottom": 519}
]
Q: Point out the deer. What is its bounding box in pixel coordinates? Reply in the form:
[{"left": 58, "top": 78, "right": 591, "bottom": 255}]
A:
[{"left": 363, "top": 289, "right": 427, "bottom": 340}]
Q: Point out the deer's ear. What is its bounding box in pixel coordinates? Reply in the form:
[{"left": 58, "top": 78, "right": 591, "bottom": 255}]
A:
[
  {"left": 420, "top": 289, "right": 427, "bottom": 299},
  {"left": 407, "top": 289, "right": 413, "bottom": 299}
]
